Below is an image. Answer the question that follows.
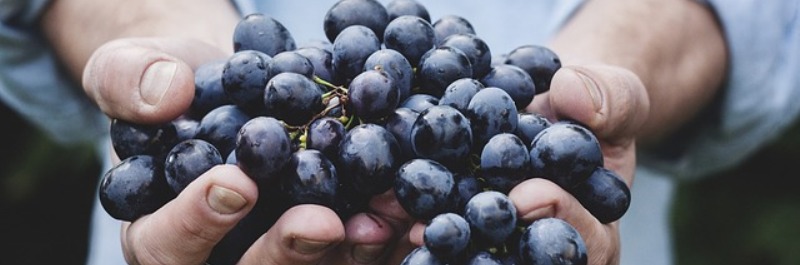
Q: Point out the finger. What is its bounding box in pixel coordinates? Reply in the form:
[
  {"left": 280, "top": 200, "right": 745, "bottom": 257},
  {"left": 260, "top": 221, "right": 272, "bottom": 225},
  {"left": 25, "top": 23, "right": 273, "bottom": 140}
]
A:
[
  {"left": 543, "top": 65, "right": 650, "bottom": 144},
  {"left": 121, "top": 165, "right": 258, "bottom": 265},
  {"left": 368, "top": 189, "right": 415, "bottom": 232},
  {"left": 509, "top": 178, "right": 619, "bottom": 265},
  {"left": 407, "top": 222, "right": 426, "bottom": 247},
  {"left": 237, "top": 204, "right": 345, "bottom": 265},
  {"left": 82, "top": 37, "right": 229, "bottom": 124},
  {"left": 325, "top": 213, "right": 396, "bottom": 265}
]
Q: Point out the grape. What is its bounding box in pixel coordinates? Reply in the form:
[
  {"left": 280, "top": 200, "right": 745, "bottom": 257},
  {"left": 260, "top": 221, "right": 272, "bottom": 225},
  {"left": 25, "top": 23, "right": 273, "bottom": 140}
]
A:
[
  {"left": 337, "top": 124, "right": 402, "bottom": 195},
  {"left": 464, "top": 191, "right": 517, "bottom": 246},
  {"left": 504, "top": 44, "right": 561, "bottom": 94},
  {"left": 394, "top": 158, "right": 455, "bottom": 220},
  {"left": 268, "top": 51, "right": 315, "bottom": 78},
  {"left": 519, "top": 218, "right": 588, "bottom": 265},
  {"left": 439, "top": 77, "right": 483, "bottom": 114},
  {"left": 466, "top": 87, "right": 519, "bottom": 147},
  {"left": 280, "top": 149, "right": 338, "bottom": 208},
  {"left": 468, "top": 251, "right": 504, "bottom": 265},
  {"left": 98, "top": 155, "right": 174, "bottom": 222},
  {"left": 221, "top": 50, "right": 272, "bottom": 114},
  {"left": 401, "top": 246, "right": 445, "bottom": 265},
  {"left": 417, "top": 46, "right": 474, "bottom": 97},
  {"left": 384, "top": 107, "right": 420, "bottom": 160},
  {"left": 324, "top": 0, "right": 389, "bottom": 42},
  {"left": 515, "top": 112, "right": 551, "bottom": 146},
  {"left": 164, "top": 139, "right": 224, "bottom": 193},
  {"left": 450, "top": 173, "right": 482, "bottom": 214},
  {"left": 263, "top": 72, "right": 325, "bottom": 126},
  {"left": 332, "top": 25, "right": 382, "bottom": 81},
  {"left": 386, "top": 0, "right": 431, "bottom": 23},
  {"left": 233, "top": 13, "right": 296, "bottom": 57},
  {"left": 410, "top": 105, "right": 473, "bottom": 169},
  {"left": 110, "top": 118, "right": 179, "bottom": 161},
  {"left": 480, "top": 133, "right": 531, "bottom": 193},
  {"left": 235, "top": 116, "right": 292, "bottom": 182},
  {"left": 529, "top": 122, "right": 603, "bottom": 189},
  {"left": 306, "top": 117, "right": 346, "bottom": 159},
  {"left": 400, "top": 93, "right": 439, "bottom": 113},
  {"left": 347, "top": 69, "right": 399, "bottom": 121},
  {"left": 383, "top": 15, "right": 436, "bottom": 66},
  {"left": 191, "top": 59, "right": 231, "bottom": 119},
  {"left": 432, "top": 14, "right": 476, "bottom": 45},
  {"left": 480, "top": 64, "right": 536, "bottom": 110},
  {"left": 364, "top": 48, "right": 414, "bottom": 101},
  {"left": 295, "top": 46, "right": 337, "bottom": 85},
  {"left": 424, "top": 212, "right": 471, "bottom": 260},
  {"left": 171, "top": 116, "right": 200, "bottom": 142},
  {"left": 440, "top": 33, "right": 492, "bottom": 78},
  {"left": 196, "top": 104, "right": 251, "bottom": 156},
  {"left": 570, "top": 167, "right": 631, "bottom": 224}
]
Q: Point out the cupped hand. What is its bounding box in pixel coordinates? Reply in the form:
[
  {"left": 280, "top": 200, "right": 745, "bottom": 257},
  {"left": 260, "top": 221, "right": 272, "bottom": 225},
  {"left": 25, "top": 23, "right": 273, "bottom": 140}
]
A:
[{"left": 84, "top": 37, "right": 418, "bottom": 265}]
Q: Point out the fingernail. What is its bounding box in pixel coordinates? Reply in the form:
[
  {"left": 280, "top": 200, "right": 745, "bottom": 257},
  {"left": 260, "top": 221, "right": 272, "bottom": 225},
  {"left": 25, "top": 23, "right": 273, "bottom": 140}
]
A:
[
  {"left": 352, "top": 244, "right": 385, "bottom": 263},
  {"left": 207, "top": 185, "right": 247, "bottom": 214},
  {"left": 567, "top": 68, "right": 602, "bottom": 111},
  {"left": 140, "top": 61, "right": 177, "bottom": 105},
  {"left": 521, "top": 206, "right": 555, "bottom": 222},
  {"left": 293, "top": 238, "right": 332, "bottom": 255}
]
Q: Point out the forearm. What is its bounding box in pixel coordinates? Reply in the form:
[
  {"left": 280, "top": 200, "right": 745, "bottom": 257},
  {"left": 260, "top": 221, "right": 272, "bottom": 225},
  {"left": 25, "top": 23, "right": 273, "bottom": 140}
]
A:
[
  {"left": 548, "top": 0, "right": 727, "bottom": 145},
  {"left": 40, "top": 0, "right": 241, "bottom": 81}
]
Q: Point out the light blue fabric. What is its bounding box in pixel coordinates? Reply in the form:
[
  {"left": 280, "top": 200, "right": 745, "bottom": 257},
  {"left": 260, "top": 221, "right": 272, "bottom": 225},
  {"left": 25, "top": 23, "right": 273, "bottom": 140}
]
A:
[{"left": 1, "top": 0, "right": 799, "bottom": 264}]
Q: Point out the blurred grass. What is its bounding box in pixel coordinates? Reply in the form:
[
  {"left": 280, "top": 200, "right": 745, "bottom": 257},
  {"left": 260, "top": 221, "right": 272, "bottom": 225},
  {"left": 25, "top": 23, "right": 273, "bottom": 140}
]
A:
[{"left": 0, "top": 104, "right": 101, "bottom": 265}]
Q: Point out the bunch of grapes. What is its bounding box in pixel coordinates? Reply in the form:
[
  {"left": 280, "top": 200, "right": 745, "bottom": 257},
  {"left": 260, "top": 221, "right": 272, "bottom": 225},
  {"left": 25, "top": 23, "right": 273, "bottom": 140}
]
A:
[{"left": 98, "top": 0, "right": 632, "bottom": 264}]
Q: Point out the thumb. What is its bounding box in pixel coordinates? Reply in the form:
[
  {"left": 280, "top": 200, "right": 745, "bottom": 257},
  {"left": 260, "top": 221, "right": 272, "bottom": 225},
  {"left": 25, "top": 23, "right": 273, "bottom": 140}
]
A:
[{"left": 82, "top": 37, "right": 229, "bottom": 124}]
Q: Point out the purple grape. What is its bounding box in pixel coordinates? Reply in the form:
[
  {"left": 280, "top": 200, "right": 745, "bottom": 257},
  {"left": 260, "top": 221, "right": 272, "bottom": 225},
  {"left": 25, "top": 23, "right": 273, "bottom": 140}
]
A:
[
  {"left": 280, "top": 149, "right": 338, "bottom": 208},
  {"left": 337, "top": 124, "right": 402, "bottom": 195},
  {"left": 441, "top": 33, "right": 492, "bottom": 78},
  {"left": 519, "top": 218, "right": 587, "bottom": 265},
  {"left": 504, "top": 45, "right": 561, "bottom": 94},
  {"left": 481, "top": 64, "right": 536, "bottom": 110},
  {"left": 464, "top": 191, "right": 517, "bottom": 246},
  {"left": 233, "top": 13, "right": 296, "bottom": 57},
  {"left": 196, "top": 104, "right": 251, "bottom": 157},
  {"left": 235, "top": 116, "right": 292, "bottom": 182},
  {"left": 410, "top": 105, "right": 473, "bottom": 169},
  {"left": 386, "top": 0, "right": 430, "bottom": 22},
  {"left": 417, "top": 46, "right": 473, "bottom": 97},
  {"left": 529, "top": 122, "right": 603, "bottom": 189},
  {"left": 323, "top": 0, "right": 389, "bottom": 42},
  {"left": 268, "top": 51, "right": 315, "bottom": 78},
  {"left": 384, "top": 15, "right": 436, "bottom": 66},
  {"left": 263, "top": 72, "right": 325, "bottom": 126},
  {"left": 432, "top": 14, "right": 476, "bottom": 45},
  {"left": 98, "top": 155, "right": 174, "bottom": 222},
  {"left": 347, "top": 69, "right": 400, "bottom": 121},
  {"left": 394, "top": 159, "right": 455, "bottom": 220},
  {"left": 306, "top": 117, "right": 346, "bottom": 159},
  {"left": 332, "top": 25, "right": 382, "bottom": 81},
  {"left": 110, "top": 118, "right": 179, "bottom": 161},
  {"left": 221, "top": 50, "right": 272, "bottom": 114},
  {"left": 164, "top": 139, "right": 223, "bottom": 193},
  {"left": 425, "top": 212, "right": 471, "bottom": 260},
  {"left": 480, "top": 133, "right": 531, "bottom": 193},
  {"left": 570, "top": 167, "right": 631, "bottom": 224}
]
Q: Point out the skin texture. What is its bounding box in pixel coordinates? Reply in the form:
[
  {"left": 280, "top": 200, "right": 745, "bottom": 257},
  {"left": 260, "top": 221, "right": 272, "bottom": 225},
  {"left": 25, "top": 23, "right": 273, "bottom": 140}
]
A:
[{"left": 40, "top": 0, "right": 726, "bottom": 264}]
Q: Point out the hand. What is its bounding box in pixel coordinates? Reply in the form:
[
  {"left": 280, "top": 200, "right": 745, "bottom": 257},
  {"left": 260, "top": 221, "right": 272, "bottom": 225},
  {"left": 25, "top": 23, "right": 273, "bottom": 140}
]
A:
[{"left": 83, "top": 37, "right": 418, "bottom": 265}]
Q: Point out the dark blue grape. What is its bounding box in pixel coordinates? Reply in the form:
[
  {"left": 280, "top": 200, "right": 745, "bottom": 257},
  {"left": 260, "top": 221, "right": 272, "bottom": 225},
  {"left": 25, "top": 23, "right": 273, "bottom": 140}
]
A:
[
  {"left": 401, "top": 246, "right": 445, "bottom": 265},
  {"left": 307, "top": 117, "right": 346, "bottom": 159},
  {"left": 280, "top": 149, "right": 338, "bottom": 208},
  {"left": 529, "top": 122, "right": 603, "bottom": 189},
  {"left": 323, "top": 96, "right": 345, "bottom": 118},
  {"left": 221, "top": 50, "right": 272, "bottom": 114},
  {"left": 295, "top": 46, "right": 337, "bottom": 84},
  {"left": 337, "top": 124, "right": 402, "bottom": 195},
  {"left": 332, "top": 25, "right": 382, "bottom": 81},
  {"left": 191, "top": 59, "right": 231, "bottom": 119},
  {"left": 504, "top": 45, "right": 561, "bottom": 94},
  {"left": 196, "top": 104, "right": 251, "bottom": 156},
  {"left": 332, "top": 181, "right": 371, "bottom": 221},
  {"left": 386, "top": 0, "right": 431, "bottom": 22},
  {"left": 347, "top": 69, "right": 399, "bottom": 121},
  {"left": 225, "top": 150, "right": 237, "bottom": 165},
  {"left": 207, "top": 186, "right": 279, "bottom": 265},
  {"left": 384, "top": 107, "right": 419, "bottom": 161},
  {"left": 268, "top": 51, "right": 315, "bottom": 78},
  {"left": 424, "top": 212, "right": 471, "bottom": 260},
  {"left": 439, "top": 77, "right": 483, "bottom": 114},
  {"left": 394, "top": 159, "right": 455, "bottom": 220},
  {"left": 364, "top": 48, "right": 414, "bottom": 101},
  {"left": 164, "top": 139, "right": 223, "bottom": 193},
  {"left": 110, "top": 118, "right": 179, "bottom": 161},
  {"left": 410, "top": 105, "right": 473, "bottom": 169},
  {"left": 481, "top": 64, "right": 536, "bottom": 110},
  {"left": 323, "top": 0, "right": 389, "bottom": 42},
  {"left": 98, "top": 155, "right": 174, "bottom": 222},
  {"left": 468, "top": 251, "right": 504, "bottom": 265},
  {"left": 235, "top": 116, "right": 292, "bottom": 182},
  {"left": 263, "top": 72, "right": 325, "bottom": 126},
  {"left": 299, "top": 39, "right": 333, "bottom": 53},
  {"left": 417, "top": 46, "right": 473, "bottom": 97},
  {"left": 400, "top": 93, "right": 439, "bottom": 113},
  {"left": 480, "top": 133, "right": 531, "bottom": 193},
  {"left": 171, "top": 116, "right": 200, "bottom": 142},
  {"left": 441, "top": 33, "right": 492, "bottom": 78},
  {"left": 466, "top": 87, "right": 519, "bottom": 147},
  {"left": 570, "top": 167, "right": 631, "bottom": 224},
  {"left": 383, "top": 15, "right": 435, "bottom": 66},
  {"left": 519, "top": 218, "right": 587, "bottom": 265},
  {"left": 432, "top": 14, "right": 476, "bottom": 45},
  {"left": 515, "top": 112, "right": 551, "bottom": 146},
  {"left": 464, "top": 191, "right": 517, "bottom": 246},
  {"left": 449, "top": 173, "right": 482, "bottom": 214},
  {"left": 233, "top": 13, "right": 296, "bottom": 56}
]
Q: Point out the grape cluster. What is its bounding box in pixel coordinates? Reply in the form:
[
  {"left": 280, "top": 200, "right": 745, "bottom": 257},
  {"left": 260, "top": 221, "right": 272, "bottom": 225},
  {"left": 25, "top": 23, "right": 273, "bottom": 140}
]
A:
[{"left": 98, "top": 0, "right": 632, "bottom": 264}]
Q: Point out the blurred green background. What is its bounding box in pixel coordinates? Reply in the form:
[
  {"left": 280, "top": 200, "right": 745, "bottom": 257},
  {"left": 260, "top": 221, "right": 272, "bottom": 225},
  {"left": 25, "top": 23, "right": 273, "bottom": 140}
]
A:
[{"left": 1, "top": 99, "right": 799, "bottom": 264}]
